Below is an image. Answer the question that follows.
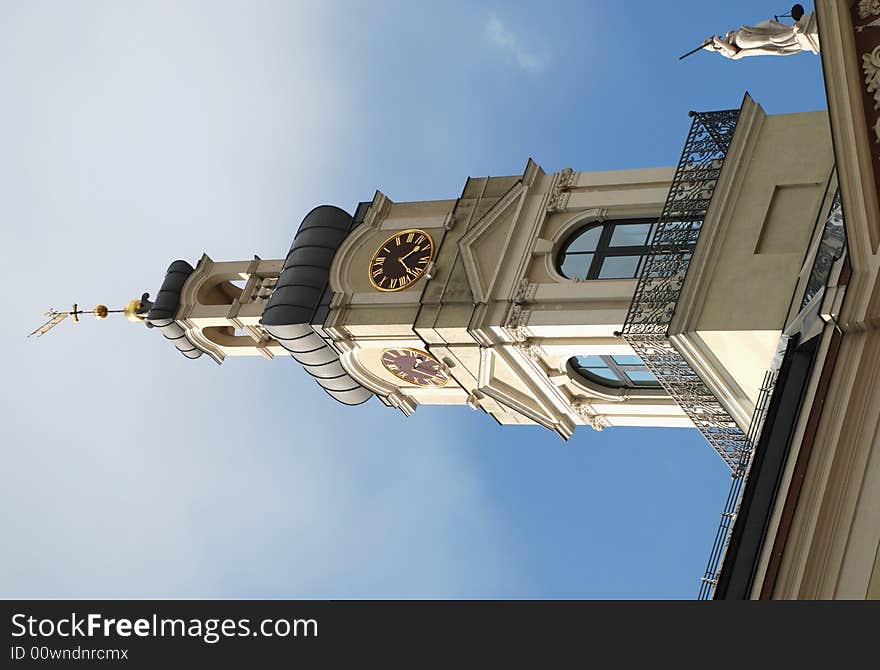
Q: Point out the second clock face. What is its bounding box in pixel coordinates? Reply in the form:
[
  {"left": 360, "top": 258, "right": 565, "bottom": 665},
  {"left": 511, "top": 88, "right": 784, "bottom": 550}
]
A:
[
  {"left": 381, "top": 348, "right": 449, "bottom": 387},
  {"left": 369, "top": 229, "right": 435, "bottom": 292}
]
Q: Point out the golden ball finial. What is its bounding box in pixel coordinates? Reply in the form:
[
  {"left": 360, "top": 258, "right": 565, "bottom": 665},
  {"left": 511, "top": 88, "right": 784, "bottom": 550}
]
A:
[
  {"left": 93, "top": 304, "right": 109, "bottom": 319},
  {"left": 124, "top": 299, "right": 145, "bottom": 323}
]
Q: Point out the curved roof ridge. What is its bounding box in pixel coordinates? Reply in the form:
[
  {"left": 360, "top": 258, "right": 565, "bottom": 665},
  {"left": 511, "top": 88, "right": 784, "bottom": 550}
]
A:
[
  {"left": 146, "top": 260, "right": 205, "bottom": 360},
  {"left": 260, "top": 205, "right": 373, "bottom": 406}
]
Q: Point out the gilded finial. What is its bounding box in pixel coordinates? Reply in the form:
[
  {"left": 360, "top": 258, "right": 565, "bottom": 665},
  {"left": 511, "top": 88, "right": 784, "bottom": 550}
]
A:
[
  {"left": 28, "top": 301, "right": 138, "bottom": 338},
  {"left": 123, "top": 299, "right": 146, "bottom": 323}
]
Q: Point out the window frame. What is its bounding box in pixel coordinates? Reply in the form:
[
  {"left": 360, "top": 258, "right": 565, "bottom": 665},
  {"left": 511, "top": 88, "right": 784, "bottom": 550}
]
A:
[
  {"left": 568, "top": 354, "right": 661, "bottom": 389},
  {"left": 556, "top": 218, "right": 656, "bottom": 281}
]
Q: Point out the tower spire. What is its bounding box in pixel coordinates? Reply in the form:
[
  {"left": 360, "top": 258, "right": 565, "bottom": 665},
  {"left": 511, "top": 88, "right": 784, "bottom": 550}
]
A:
[{"left": 27, "top": 301, "right": 138, "bottom": 338}]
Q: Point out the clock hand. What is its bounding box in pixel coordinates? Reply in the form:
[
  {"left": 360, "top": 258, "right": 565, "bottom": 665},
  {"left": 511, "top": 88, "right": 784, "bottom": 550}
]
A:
[
  {"left": 399, "top": 245, "right": 421, "bottom": 263},
  {"left": 413, "top": 356, "right": 432, "bottom": 372},
  {"left": 398, "top": 260, "right": 419, "bottom": 277}
]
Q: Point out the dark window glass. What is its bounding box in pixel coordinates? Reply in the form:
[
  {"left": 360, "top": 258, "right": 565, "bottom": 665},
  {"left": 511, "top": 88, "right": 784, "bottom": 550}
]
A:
[
  {"left": 625, "top": 370, "right": 658, "bottom": 383},
  {"left": 588, "top": 367, "right": 616, "bottom": 381},
  {"left": 610, "top": 223, "right": 653, "bottom": 247},
  {"left": 611, "top": 355, "right": 642, "bottom": 366},
  {"left": 567, "top": 226, "right": 602, "bottom": 252},
  {"left": 598, "top": 255, "right": 642, "bottom": 279},
  {"left": 568, "top": 354, "right": 660, "bottom": 389},
  {"left": 560, "top": 253, "right": 593, "bottom": 280},
  {"left": 557, "top": 219, "right": 656, "bottom": 281}
]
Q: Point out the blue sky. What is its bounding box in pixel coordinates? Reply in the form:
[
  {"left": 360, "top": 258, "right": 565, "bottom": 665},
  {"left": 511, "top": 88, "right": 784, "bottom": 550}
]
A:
[{"left": 0, "top": 1, "right": 827, "bottom": 598}]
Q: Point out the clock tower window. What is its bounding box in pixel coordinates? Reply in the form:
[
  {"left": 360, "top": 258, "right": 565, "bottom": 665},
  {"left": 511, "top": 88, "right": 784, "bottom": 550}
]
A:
[
  {"left": 556, "top": 219, "right": 656, "bottom": 280},
  {"left": 569, "top": 354, "right": 660, "bottom": 389}
]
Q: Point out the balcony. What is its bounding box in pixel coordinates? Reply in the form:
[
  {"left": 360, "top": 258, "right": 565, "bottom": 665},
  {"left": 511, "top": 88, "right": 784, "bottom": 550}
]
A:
[
  {"left": 621, "top": 100, "right": 848, "bottom": 599},
  {"left": 619, "top": 107, "right": 748, "bottom": 469}
]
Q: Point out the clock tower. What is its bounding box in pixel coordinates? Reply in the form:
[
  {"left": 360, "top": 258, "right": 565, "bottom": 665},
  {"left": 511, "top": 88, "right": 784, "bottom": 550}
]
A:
[
  {"left": 128, "top": 96, "right": 839, "bottom": 470},
  {"left": 313, "top": 158, "right": 697, "bottom": 438}
]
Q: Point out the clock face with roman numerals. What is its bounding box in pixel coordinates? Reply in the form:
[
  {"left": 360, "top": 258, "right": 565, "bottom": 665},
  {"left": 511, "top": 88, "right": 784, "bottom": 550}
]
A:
[
  {"left": 381, "top": 348, "right": 449, "bottom": 387},
  {"left": 368, "top": 228, "right": 435, "bottom": 292}
]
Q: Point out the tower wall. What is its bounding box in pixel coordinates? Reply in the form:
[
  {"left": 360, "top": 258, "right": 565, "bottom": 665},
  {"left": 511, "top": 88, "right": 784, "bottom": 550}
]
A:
[{"left": 325, "top": 161, "right": 692, "bottom": 435}]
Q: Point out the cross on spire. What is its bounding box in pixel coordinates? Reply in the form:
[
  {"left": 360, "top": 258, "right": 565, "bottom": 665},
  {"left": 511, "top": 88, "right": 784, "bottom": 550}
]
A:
[{"left": 28, "top": 303, "right": 123, "bottom": 338}]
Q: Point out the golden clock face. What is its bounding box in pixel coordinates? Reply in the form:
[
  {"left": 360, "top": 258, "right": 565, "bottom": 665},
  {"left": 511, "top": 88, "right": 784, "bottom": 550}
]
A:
[
  {"left": 381, "top": 348, "right": 449, "bottom": 387},
  {"left": 369, "top": 229, "right": 435, "bottom": 292}
]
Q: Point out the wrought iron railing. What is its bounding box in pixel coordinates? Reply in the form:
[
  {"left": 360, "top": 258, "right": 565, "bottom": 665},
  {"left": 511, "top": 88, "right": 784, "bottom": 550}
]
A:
[
  {"left": 697, "top": 369, "right": 778, "bottom": 599},
  {"left": 620, "top": 108, "right": 746, "bottom": 470}
]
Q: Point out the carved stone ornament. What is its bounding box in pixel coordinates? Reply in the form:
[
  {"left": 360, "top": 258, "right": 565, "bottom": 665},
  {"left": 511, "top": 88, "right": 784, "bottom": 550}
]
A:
[
  {"left": 513, "top": 277, "right": 538, "bottom": 304},
  {"left": 572, "top": 400, "right": 608, "bottom": 431},
  {"left": 505, "top": 304, "right": 532, "bottom": 332},
  {"left": 588, "top": 415, "right": 609, "bottom": 431},
  {"left": 558, "top": 166, "right": 575, "bottom": 188},
  {"left": 515, "top": 340, "right": 545, "bottom": 363},
  {"left": 863, "top": 46, "right": 880, "bottom": 129},
  {"left": 547, "top": 167, "right": 575, "bottom": 213},
  {"left": 859, "top": 0, "right": 880, "bottom": 19},
  {"left": 862, "top": 45, "right": 880, "bottom": 144},
  {"left": 509, "top": 326, "right": 531, "bottom": 343}
]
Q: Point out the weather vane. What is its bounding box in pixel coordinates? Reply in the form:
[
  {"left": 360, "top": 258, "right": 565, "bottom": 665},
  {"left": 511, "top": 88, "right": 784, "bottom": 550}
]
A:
[{"left": 28, "top": 303, "right": 126, "bottom": 338}]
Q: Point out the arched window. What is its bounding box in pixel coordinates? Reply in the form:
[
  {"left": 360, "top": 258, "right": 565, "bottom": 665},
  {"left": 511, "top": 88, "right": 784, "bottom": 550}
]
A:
[
  {"left": 557, "top": 219, "right": 656, "bottom": 280},
  {"left": 569, "top": 354, "right": 660, "bottom": 388}
]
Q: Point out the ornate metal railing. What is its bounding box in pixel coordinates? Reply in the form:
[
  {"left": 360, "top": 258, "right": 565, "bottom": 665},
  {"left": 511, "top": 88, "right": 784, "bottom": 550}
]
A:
[
  {"left": 697, "top": 369, "right": 778, "bottom": 599},
  {"left": 620, "top": 108, "right": 746, "bottom": 469}
]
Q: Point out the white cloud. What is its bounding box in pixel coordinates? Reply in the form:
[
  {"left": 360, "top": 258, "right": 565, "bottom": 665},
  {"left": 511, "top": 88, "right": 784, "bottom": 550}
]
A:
[{"left": 486, "top": 14, "right": 547, "bottom": 73}]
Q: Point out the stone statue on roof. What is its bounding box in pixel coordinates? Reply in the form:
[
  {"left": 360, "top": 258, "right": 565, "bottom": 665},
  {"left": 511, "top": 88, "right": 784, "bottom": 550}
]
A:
[{"left": 701, "top": 7, "right": 819, "bottom": 59}]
